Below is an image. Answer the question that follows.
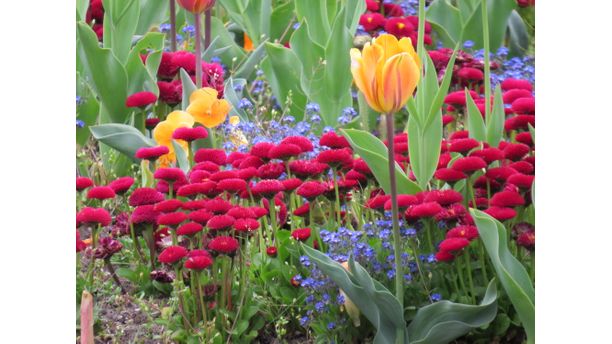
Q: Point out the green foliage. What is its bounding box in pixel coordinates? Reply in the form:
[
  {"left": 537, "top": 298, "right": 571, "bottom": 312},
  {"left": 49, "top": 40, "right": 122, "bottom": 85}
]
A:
[
  {"left": 507, "top": 10, "right": 530, "bottom": 56},
  {"left": 471, "top": 209, "right": 535, "bottom": 344},
  {"left": 218, "top": 0, "right": 293, "bottom": 45},
  {"left": 427, "top": 0, "right": 517, "bottom": 51},
  {"left": 172, "top": 140, "right": 190, "bottom": 173},
  {"left": 102, "top": 0, "right": 141, "bottom": 62},
  {"left": 136, "top": 0, "right": 169, "bottom": 34},
  {"left": 341, "top": 129, "right": 422, "bottom": 195},
  {"left": 90, "top": 124, "right": 156, "bottom": 160}
]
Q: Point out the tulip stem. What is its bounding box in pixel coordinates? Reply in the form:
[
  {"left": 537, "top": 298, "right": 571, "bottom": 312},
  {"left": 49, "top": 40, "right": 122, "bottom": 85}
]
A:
[
  {"left": 385, "top": 112, "right": 404, "bottom": 313},
  {"left": 194, "top": 12, "right": 203, "bottom": 88},
  {"left": 204, "top": 9, "right": 212, "bottom": 50},
  {"left": 482, "top": 0, "right": 492, "bottom": 118},
  {"left": 169, "top": 0, "right": 177, "bottom": 51},
  {"left": 105, "top": 258, "right": 126, "bottom": 294}
]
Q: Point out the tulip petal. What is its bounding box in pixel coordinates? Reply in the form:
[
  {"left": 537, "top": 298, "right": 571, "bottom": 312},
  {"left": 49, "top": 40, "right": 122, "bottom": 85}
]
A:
[
  {"left": 189, "top": 87, "right": 218, "bottom": 104},
  {"left": 380, "top": 53, "right": 420, "bottom": 113}
]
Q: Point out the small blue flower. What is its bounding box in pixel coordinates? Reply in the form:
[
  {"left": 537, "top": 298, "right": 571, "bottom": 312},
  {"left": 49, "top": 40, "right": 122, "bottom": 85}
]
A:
[
  {"left": 336, "top": 294, "right": 345, "bottom": 305},
  {"left": 211, "top": 56, "right": 222, "bottom": 64},
  {"left": 306, "top": 102, "right": 320, "bottom": 113},
  {"left": 256, "top": 69, "right": 264, "bottom": 77},
  {"left": 182, "top": 25, "right": 195, "bottom": 35},
  {"left": 76, "top": 119, "right": 85, "bottom": 128},
  {"left": 299, "top": 316, "right": 310, "bottom": 326},
  {"left": 238, "top": 98, "right": 253, "bottom": 110},
  {"left": 315, "top": 301, "right": 325, "bottom": 313},
  {"left": 160, "top": 23, "right": 171, "bottom": 33},
  {"left": 430, "top": 293, "right": 442, "bottom": 302},
  {"left": 463, "top": 40, "right": 475, "bottom": 49},
  {"left": 327, "top": 322, "right": 336, "bottom": 330},
  {"left": 76, "top": 96, "right": 82, "bottom": 105},
  {"left": 293, "top": 22, "right": 301, "bottom": 30}
]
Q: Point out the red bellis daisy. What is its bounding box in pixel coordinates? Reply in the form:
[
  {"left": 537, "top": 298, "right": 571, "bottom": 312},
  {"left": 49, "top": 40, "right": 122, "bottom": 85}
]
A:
[
  {"left": 129, "top": 187, "right": 165, "bottom": 206},
  {"left": 87, "top": 186, "right": 116, "bottom": 200},
  {"left": 76, "top": 177, "right": 94, "bottom": 191},
  {"left": 135, "top": 146, "right": 169, "bottom": 161},
  {"left": 125, "top": 91, "right": 157, "bottom": 108},
  {"left": 208, "top": 236, "right": 239, "bottom": 255},
  {"left": 158, "top": 246, "right": 188, "bottom": 264}
]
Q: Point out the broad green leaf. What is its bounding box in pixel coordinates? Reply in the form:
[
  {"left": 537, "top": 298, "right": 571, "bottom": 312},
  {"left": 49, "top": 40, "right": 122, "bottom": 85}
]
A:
[
  {"left": 234, "top": 40, "right": 268, "bottom": 79},
  {"left": 180, "top": 68, "right": 197, "bottom": 111},
  {"left": 172, "top": 140, "right": 190, "bottom": 174},
  {"left": 224, "top": 78, "right": 249, "bottom": 122},
  {"left": 76, "top": 22, "right": 130, "bottom": 123},
  {"left": 210, "top": 17, "right": 247, "bottom": 67},
  {"left": 423, "top": 42, "right": 461, "bottom": 129},
  {"left": 341, "top": 129, "right": 422, "bottom": 195},
  {"left": 426, "top": 0, "right": 462, "bottom": 45},
  {"left": 269, "top": 1, "right": 295, "bottom": 40},
  {"left": 486, "top": 85, "right": 505, "bottom": 147},
  {"left": 136, "top": 0, "right": 168, "bottom": 34},
  {"left": 125, "top": 32, "right": 165, "bottom": 94},
  {"left": 417, "top": 54, "right": 440, "bottom": 124},
  {"left": 461, "top": 0, "right": 517, "bottom": 51},
  {"left": 507, "top": 10, "right": 529, "bottom": 56},
  {"left": 408, "top": 113, "right": 442, "bottom": 189},
  {"left": 357, "top": 91, "right": 378, "bottom": 132},
  {"left": 261, "top": 43, "right": 308, "bottom": 120},
  {"left": 140, "top": 159, "right": 155, "bottom": 188},
  {"left": 407, "top": 279, "right": 498, "bottom": 344},
  {"left": 345, "top": 0, "right": 367, "bottom": 33},
  {"left": 290, "top": 19, "right": 325, "bottom": 96},
  {"left": 471, "top": 209, "right": 535, "bottom": 344},
  {"left": 90, "top": 123, "right": 156, "bottom": 160},
  {"left": 294, "top": 0, "right": 332, "bottom": 47},
  {"left": 302, "top": 245, "right": 409, "bottom": 344},
  {"left": 102, "top": 0, "right": 140, "bottom": 62},
  {"left": 76, "top": 0, "right": 89, "bottom": 21},
  {"left": 465, "top": 89, "right": 486, "bottom": 141}
]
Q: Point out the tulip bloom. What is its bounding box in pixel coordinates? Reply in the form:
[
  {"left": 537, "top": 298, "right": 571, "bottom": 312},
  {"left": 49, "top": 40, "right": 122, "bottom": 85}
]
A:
[
  {"left": 186, "top": 87, "right": 231, "bottom": 128},
  {"left": 153, "top": 111, "right": 195, "bottom": 166},
  {"left": 176, "top": 0, "right": 215, "bottom": 14},
  {"left": 350, "top": 34, "right": 421, "bottom": 114}
]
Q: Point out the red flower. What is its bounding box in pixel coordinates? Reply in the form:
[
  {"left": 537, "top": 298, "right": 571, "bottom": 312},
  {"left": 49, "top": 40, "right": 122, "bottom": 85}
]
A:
[
  {"left": 319, "top": 132, "right": 350, "bottom": 149},
  {"left": 157, "top": 211, "right": 187, "bottom": 226},
  {"left": 237, "top": 167, "right": 258, "bottom": 180},
  {"left": 154, "top": 168, "right": 187, "bottom": 183},
  {"left": 157, "top": 52, "right": 179, "bottom": 79},
  {"left": 501, "top": 78, "right": 533, "bottom": 92},
  {"left": 108, "top": 176, "right": 134, "bottom": 194},
  {"left": 448, "top": 138, "right": 480, "bottom": 154},
  {"left": 158, "top": 245, "right": 188, "bottom": 264},
  {"left": 217, "top": 178, "right": 247, "bottom": 194},
  {"left": 359, "top": 12, "right": 386, "bottom": 31},
  {"left": 446, "top": 225, "right": 479, "bottom": 240},
  {"left": 345, "top": 170, "right": 367, "bottom": 184},
  {"left": 438, "top": 238, "right": 470, "bottom": 253},
  {"left": 125, "top": 91, "right": 157, "bottom": 108},
  {"left": 129, "top": 187, "right": 165, "bottom": 206},
  {"left": 250, "top": 142, "right": 275, "bottom": 160},
  {"left": 177, "top": 182, "right": 218, "bottom": 198},
  {"left": 366, "top": 194, "right": 390, "bottom": 210},
  {"left": 172, "top": 50, "right": 196, "bottom": 74},
  {"left": 353, "top": 158, "right": 373, "bottom": 176},
  {"left": 205, "top": 198, "right": 233, "bottom": 214},
  {"left": 293, "top": 203, "right": 310, "bottom": 217},
  {"left": 469, "top": 147, "right": 505, "bottom": 164},
  {"left": 182, "top": 199, "right": 207, "bottom": 210},
  {"left": 177, "top": 222, "right": 203, "bottom": 236},
  {"left": 484, "top": 206, "right": 517, "bottom": 221},
  {"left": 505, "top": 115, "right": 535, "bottom": 132},
  {"left": 437, "top": 152, "right": 452, "bottom": 169},
  {"left": 266, "top": 246, "right": 278, "bottom": 257},
  {"left": 503, "top": 143, "right": 530, "bottom": 161},
  {"left": 451, "top": 157, "right": 487, "bottom": 174},
  {"left": 509, "top": 161, "right": 534, "bottom": 175},
  {"left": 457, "top": 67, "right": 484, "bottom": 82},
  {"left": 515, "top": 132, "right": 533, "bottom": 147},
  {"left": 282, "top": 178, "right": 303, "bottom": 191},
  {"left": 485, "top": 167, "right": 518, "bottom": 182},
  {"left": 86, "top": 0, "right": 104, "bottom": 23},
  {"left": 184, "top": 255, "right": 213, "bottom": 270},
  {"left": 316, "top": 148, "right": 353, "bottom": 168},
  {"left": 252, "top": 180, "right": 285, "bottom": 198},
  {"left": 233, "top": 218, "right": 260, "bottom": 233},
  {"left": 207, "top": 214, "right": 235, "bottom": 231},
  {"left": 269, "top": 143, "right": 302, "bottom": 160},
  {"left": 135, "top": 146, "right": 169, "bottom": 160},
  {"left": 436, "top": 203, "right": 467, "bottom": 221},
  {"left": 87, "top": 186, "right": 116, "bottom": 200},
  {"left": 511, "top": 97, "right": 535, "bottom": 115},
  {"left": 383, "top": 3, "right": 404, "bottom": 16},
  {"left": 444, "top": 90, "right": 478, "bottom": 107},
  {"left": 172, "top": 127, "right": 208, "bottom": 142},
  {"left": 450, "top": 130, "right": 469, "bottom": 140},
  {"left": 424, "top": 190, "right": 463, "bottom": 206},
  {"left": 194, "top": 148, "right": 227, "bottom": 165},
  {"left": 77, "top": 177, "right": 94, "bottom": 191},
  {"left": 157, "top": 81, "right": 182, "bottom": 105},
  {"left": 188, "top": 209, "right": 214, "bottom": 225},
  {"left": 291, "top": 228, "right": 311, "bottom": 241},
  {"left": 145, "top": 118, "right": 161, "bottom": 130},
  {"left": 442, "top": 114, "right": 455, "bottom": 126},
  {"left": 77, "top": 207, "right": 111, "bottom": 227},
  {"left": 76, "top": 231, "right": 87, "bottom": 252},
  {"left": 297, "top": 181, "right": 327, "bottom": 200},
  {"left": 210, "top": 170, "right": 239, "bottom": 182},
  {"left": 490, "top": 191, "right": 525, "bottom": 207},
  {"left": 130, "top": 205, "right": 161, "bottom": 225},
  {"left": 406, "top": 202, "right": 443, "bottom": 219},
  {"left": 289, "top": 160, "right": 329, "bottom": 178},
  {"left": 435, "top": 250, "right": 455, "bottom": 262},
  {"left": 503, "top": 89, "right": 532, "bottom": 104},
  {"left": 208, "top": 236, "right": 239, "bottom": 255},
  {"left": 249, "top": 206, "right": 268, "bottom": 218},
  {"left": 154, "top": 199, "right": 184, "bottom": 213},
  {"left": 257, "top": 162, "right": 285, "bottom": 179},
  {"left": 384, "top": 194, "right": 419, "bottom": 210},
  {"left": 507, "top": 174, "right": 534, "bottom": 189},
  {"left": 517, "top": 231, "right": 535, "bottom": 250},
  {"left": 434, "top": 168, "right": 467, "bottom": 182},
  {"left": 281, "top": 136, "right": 314, "bottom": 153},
  {"left": 384, "top": 17, "right": 414, "bottom": 38}
]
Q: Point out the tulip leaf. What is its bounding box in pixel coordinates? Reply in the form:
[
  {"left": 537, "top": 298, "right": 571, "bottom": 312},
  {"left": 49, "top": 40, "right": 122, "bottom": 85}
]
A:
[
  {"left": 76, "top": 22, "right": 130, "bottom": 123},
  {"left": 102, "top": 0, "right": 141, "bottom": 63},
  {"left": 290, "top": 19, "right": 325, "bottom": 96},
  {"left": 172, "top": 140, "right": 190, "bottom": 174},
  {"left": 486, "top": 85, "right": 505, "bottom": 147},
  {"left": 470, "top": 209, "right": 535, "bottom": 344},
  {"left": 224, "top": 77, "right": 249, "bottom": 122},
  {"left": 341, "top": 129, "right": 422, "bottom": 195},
  {"left": 90, "top": 124, "right": 156, "bottom": 160},
  {"left": 408, "top": 112, "right": 442, "bottom": 189},
  {"left": 180, "top": 68, "right": 197, "bottom": 111},
  {"left": 125, "top": 32, "right": 164, "bottom": 95},
  {"left": 426, "top": 0, "right": 463, "bottom": 46},
  {"left": 136, "top": 0, "right": 168, "bottom": 35},
  {"left": 234, "top": 39, "right": 268, "bottom": 79},
  {"left": 357, "top": 91, "right": 378, "bottom": 132},
  {"left": 294, "top": 0, "right": 332, "bottom": 47},
  {"left": 528, "top": 123, "right": 535, "bottom": 144},
  {"left": 465, "top": 89, "right": 486, "bottom": 141},
  {"left": 302, "top": 244, "right": 409, "bottom": 344},
  {"left": 261, "top": 43, "right": 308, "bottom": 120},
  {"left": 345, "top": 0, "right": 367, "bottom": 33},
  {"left": 140, "top": 160, "right": 155, "bottom": 188},
  {"left": 210, "top": 17, "right": 247, "bottom": 66},
  {"left": 507, "top": 10, "right": 529, "bottom": 56},
  {"left": 269, "top": 1, "right": 295, "bottom": 40},
  {"left": 76, "top": 0, "right": 89, "bottom": 21},
  {"left": 423, "top": 42, "right": 461, "bottom": 129},
  {"left": 407, "top": 279, "right": 498, "bottom": 344}
]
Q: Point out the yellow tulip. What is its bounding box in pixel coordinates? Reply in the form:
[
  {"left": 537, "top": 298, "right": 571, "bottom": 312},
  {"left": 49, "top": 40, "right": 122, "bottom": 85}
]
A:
[
  {"left": 153, "top": 110, "right": 195, "bottom": 166},
  {"left": 186, "top": 87, "right": 232, "bottom": 128},
  {"left": 350, "top": 34, "right": 421, "bottom": 114}
]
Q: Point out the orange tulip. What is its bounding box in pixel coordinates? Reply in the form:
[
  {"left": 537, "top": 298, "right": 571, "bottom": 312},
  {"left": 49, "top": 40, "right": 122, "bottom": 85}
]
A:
[
  {"left": 153, "top": 110, "right": 195, "bottom": 166},
  {"left": 350, "top": 34, "right": 421, "bottom": 114},
  {"left": 176, "top": 0, "right": 215, "bottom": 14},
  {"left": 186, "top": 87, "right": 231, "bottom": 128}
]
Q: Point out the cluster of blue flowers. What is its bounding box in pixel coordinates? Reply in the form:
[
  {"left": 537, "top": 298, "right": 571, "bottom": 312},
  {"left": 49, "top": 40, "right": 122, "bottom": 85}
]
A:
[{"left": 464, "top": 43, "right": 535, "bottom": 88}]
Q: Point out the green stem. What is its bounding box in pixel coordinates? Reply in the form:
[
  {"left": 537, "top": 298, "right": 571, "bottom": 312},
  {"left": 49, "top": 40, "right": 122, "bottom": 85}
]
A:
[
  {"left": 409, "top": 240, "right": 430, "bottom": 296},
  {"left": 455, "top": 257, "right": 468, "bottom": 300},
  {"left": 194, "top": 12, "right": 203, "bottom": 88},
  {"left": 463, "top": 251, "right": 476, "bottom": 304},
  {"left": 482, "top": 0, "right": 492, "bottom": 116},
  {"left": 478, "top": 240, "right": 489, "bottom": 284},
  {"left": 268, "top": 198, "right": 278, "bottom": 245},
  {"left": 169, "top": 0, "right": 177, "bottom": 51}
]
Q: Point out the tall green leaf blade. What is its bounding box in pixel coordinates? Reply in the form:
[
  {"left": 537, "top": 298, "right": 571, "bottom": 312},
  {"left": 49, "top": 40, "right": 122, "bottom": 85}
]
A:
[
  {"left": 90, "top": 124, "right": 156, "bottom": 159},
  {"left": 408, "top": 113, "right": 442, "bottom": 189},
  {"left": 423, "top": 43, "right": 460, "bottom": 129},
  {"left": 180, "top": 68, "right": 197, "bottom": 111},
  {"left": 172, "top": 140, "right": 190, "bottom": 174},
  {"left": 102, "top": 0, "right": 140, "bottom": 63},
  {"left": 269, "top": 1, "right": 295, "bottom": 40},
  {"left": 234, "top": 40, "right": 268, "bottom": 79},
  {"left": 461, "top": 0, "right": 517, "bottom": 51},
  {"left": 76, "top": 22, "right": 130, "bottom": 123},
  {"left": 485, "top": 85, "right": 505, "bottom": 147},
  {"left": 224, "top": 78, "right": 248, "bottom": 121},
  {"left": 302, "top": 245, "right": 409, "bottom": 344},
  {"left": 471, "top": 209, "right": 535, "bottom": 344},
  {"left": 465, "top": 89, "right": 486, "bottom": 141},
  {"left": 136, "top": 0, "right": 168, "bottom": 34},
  {"left": 426, "top": 0, "right": 462, "bottom": 45},
  {"left": 294, "top": 0, "right": 331, "bottom": 46},
  {"left": 345, "top": 0, "right": 367, "bottom": 33},
  {"left": 125, "top": 32, "right": 165, "bottom": 94},
  {"left": 408, "top": 279, "right": 498, "bottom": 344},
  {"left": 210, "top": 17, "right": 247, "bottom": 66},
  {"left": 507, "top": 10, "right": 529, "bottom": 55},
  {"left": 341, "top": 129, "right": 422, "bottom": 195}
]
